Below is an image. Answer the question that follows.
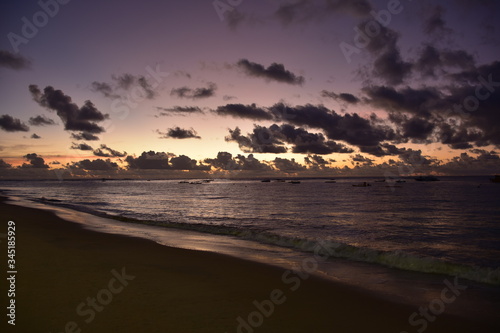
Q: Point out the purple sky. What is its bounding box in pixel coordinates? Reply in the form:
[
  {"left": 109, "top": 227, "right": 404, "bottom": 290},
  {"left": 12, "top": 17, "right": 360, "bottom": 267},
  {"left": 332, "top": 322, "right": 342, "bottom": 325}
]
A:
[{"left": 1, "top": 0, "right": 500, "bottom": 178}]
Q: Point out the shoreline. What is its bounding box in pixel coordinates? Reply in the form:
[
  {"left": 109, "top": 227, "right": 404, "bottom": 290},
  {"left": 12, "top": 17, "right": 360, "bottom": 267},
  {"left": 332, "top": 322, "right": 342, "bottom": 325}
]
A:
[{"left": 1, "top": 196, "right": 499, "bottom": 332}]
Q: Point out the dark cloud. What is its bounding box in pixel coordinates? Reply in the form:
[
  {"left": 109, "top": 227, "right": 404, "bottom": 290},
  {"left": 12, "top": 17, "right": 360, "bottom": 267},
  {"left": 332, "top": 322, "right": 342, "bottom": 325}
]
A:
[
  {"left": 90, "top": 82, "right": 119, "bottom": 99},
  {"left": 273, "top": 0, "right": 317, "bottom": 26},
  {"left": 71, "top": 132, "right": 100, "bottom": 141},
  {"left": 125, "top": 151, "right": 208, "bottom": 170},
  {"left": 423, "top": 5, "right": 452, "bottom": 36},
  {"left": 0, "top": 159, "right": 12, "bottom": 168},
  {"left": 21, "top": 153, "right": 49, "bottom": 168},
  {"left": 91, "top": 73, "right": 158, "bottom": 100},
  {"left": 321, "top": 90, "right": 360, "bottom": 104},
  {"left": 351, "top": 154, "right": 374, "bottom": 166},
  {"left": 157, "top": 127, "right": 201, "bottom": 139},
  {"left": 350, "top": 21, "right": 411, "bottom": 85},
  {"left": 169, "top": 155, "right": 210, "bottom": 170},
  {"left": 273, "top": 157, "right": 306, "bottom": 173},
  {"left": 372, "top": 47, "right": 412, "bottom": 85},
  {"left": 270, "top": 103, "right": 396, "bottom": 148},
  {"left": 234, "top": 154, "right": 271, "bottom": 171},
  {"left": 225, "top": 126, "right": 287, "bottom": 154},
  {"left": 401, "top": 117, "right": 435, "bottom": 141},
  {"left": 277, "top": 124, "right": 353, "bottom": 154},
  {"left": 236, "top": 59, "right": 304, "bottom": 85},
  {"left": 273, "top": 0, "right": 372, "bottom": 26},
  {"left": 205, "top": 151, "right": 270, "bottom": 171},
  {"left": 71, "top": 142, "right": 94, "bottom": 151},
  {"left": 170, "top": 82, "right": 217, "bottom": 99},
  {"left": 226, "top": 124, "right": 353, "bottom": 155},
  {"left": 415, "top": 45, "right": 475, "bottom": 78},
  {"left": 304, "top": 154, "right": 333, "bottom": 170},
  {"left": 325, "top": 0, "right": 372, "bottom": 17},
  {"left": 156, "top": 106, "right": 203, "bottom": 116},
  {"left": 30, "top": 133, "right": 41, "bottom": 139},
  {"left": 0, "top": 50, "right": 31, "bottom": 70},
  {"left": 362, "top": 59, "right": 500, "bottom": 149},
  {"left": 213, "top": 103, "right": 273, "bottom": 120},
  {"left": 0, "top": 115, "right": 29, "bottom": 132},
  {"left": 29, "top": 115, "right": 57, "bottom": 126},
  {"left": 363, "top": 86, "right": 442, "bottom": 118},
  {"left": 397, "top": 148, "right": 436, "bottom": 166},
  {"left": 75, "top": 159, "right": 119, "bottom": 171},
  {"left": 126, "top": 151, "right": 171, "bottom": 169},
  {"left": 29, "top": 85, "right": 108, "bottom": 136},
  {"left": 93, "top": 144, "right": 127, "bottom": 157}
]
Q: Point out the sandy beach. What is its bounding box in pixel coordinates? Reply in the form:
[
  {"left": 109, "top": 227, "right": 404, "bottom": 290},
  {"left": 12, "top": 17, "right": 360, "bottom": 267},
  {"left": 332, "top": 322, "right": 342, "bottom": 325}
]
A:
[{"left": 1, "top": 196, "right": 498, "bottom": 333}]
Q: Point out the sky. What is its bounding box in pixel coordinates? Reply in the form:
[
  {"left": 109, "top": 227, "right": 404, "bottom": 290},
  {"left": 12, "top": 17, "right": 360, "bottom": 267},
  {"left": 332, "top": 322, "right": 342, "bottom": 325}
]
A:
[{"left": 1, "top": 0, "right": 500, "bottom": 179}]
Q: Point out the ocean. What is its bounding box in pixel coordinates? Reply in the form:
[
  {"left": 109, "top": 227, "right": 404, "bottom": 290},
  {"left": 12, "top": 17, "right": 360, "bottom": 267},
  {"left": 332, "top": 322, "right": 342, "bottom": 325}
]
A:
[{"left": 1, "top": 176, "right": 500, "bottom": 321}]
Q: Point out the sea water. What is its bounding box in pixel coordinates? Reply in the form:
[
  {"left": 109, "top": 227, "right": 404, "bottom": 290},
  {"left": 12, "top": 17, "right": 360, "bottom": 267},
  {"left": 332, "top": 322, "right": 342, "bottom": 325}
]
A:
[{"left": 1, "top": 176, "right": 500, "bottom": 322}]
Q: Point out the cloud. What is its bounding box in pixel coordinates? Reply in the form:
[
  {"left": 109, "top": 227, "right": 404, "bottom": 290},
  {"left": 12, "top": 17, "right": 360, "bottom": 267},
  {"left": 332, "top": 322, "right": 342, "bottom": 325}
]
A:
[
  {"left": 273, "top": 157, "right": 306, "bottom": 173},
  {"left": 304, "top": 154, "right": 334, "bottom": 170},
  {"left": 226, "top": 124, "right": 353, "bottom": 155},
  {"left": 29, "top": 115, "right": 57, "bottom": 126},
  {"left": 0, "top": 159, "right": 12, "bottom": 168},
  {"left": 423, "top": 5, "right": 452, "bottom": 37},
  {"left": 30, "top": 133, "right": 41, "bottom": 139},
  {"left": 205, "top": 151, "right": 270, "bottom": 171},
  {"left": 157, "top": 127, "right": 201, "bottom": 139},
  {"left": 71, "top": 142, "right": 94, "bottom": 151},
  {"left": 90, "top": 82, "right": 119, "bottom": 99},
  {"left": 372, "top": 47, "right": 413, "bottom": 85},
  {"left": 226, "top": 126, "right": 287, "bottom": 154},
  {"left": 91, "top": 73, "right": 158, "bottom": 100},
  {"left": 0, "top": 50, "right": 30, "bottom": 70},
  {"left": 125, "top": 151, "right": 208, "bottom": 170},
  {"left": 156, "top": 106, "right": 204, "bottom": 116},
  {"left": 93, "top": 144, "right": 127, "bottom": 157},
  {"left": 415, "top": 45, "right": 475, "bottom": 78},
  {"left": 321, "top": 90, "right": 360, "bottom": 104},
  {"left": 325, "top": 0, "right": 373, "bottom": 17},
  {"left": 351, "top": 21, "right": 411, "bottom": 85},
  {"left": 0, "top": 115, "right": 29, "bottom": 132},
  {"left": 351, "top": 154, "right": 374, "bottom": 166},
  {"left": 75, "top": 159, "right": 119, "bottom": 171},
  {"left": 363, "top": 86, "right": 442, "bottom": 118},
  {"left": 29, "top": 85, "right": 109, "bottom": 136},
  {"left": 169, "top": 155, "right": 210, "bottom": 170},
  {"left": 21, "top": 153, "right": 49, "bottom": 168},
  {"left": 236, "top": 59, "right": 304, "bottom": 85},
  {"left": 71, "top": 132, "right": 100, "bottom": 141},
  {"left": 170, "top": 82, "right": 217, "bottom": 99},
  {"left": 125, "top": 151, "right": 171, "bottom": 169},
  {"left": 272, "top": 0, "right": 372, "bottom": 26},
  {"left": 273, "top": 0, "right": 318, "bottom": 26},
  {"left": 213, "top": 103, "right": 273, "bottom": 120},
  {"left": 270, "top": 103, "right": 396, "bottom": 148}
]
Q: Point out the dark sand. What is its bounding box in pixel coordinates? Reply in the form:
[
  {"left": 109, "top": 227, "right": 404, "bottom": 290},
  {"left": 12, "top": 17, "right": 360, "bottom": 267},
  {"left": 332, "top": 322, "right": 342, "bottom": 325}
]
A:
[{"left": 1, "top": 196, "right": 498, "bottom": 333}]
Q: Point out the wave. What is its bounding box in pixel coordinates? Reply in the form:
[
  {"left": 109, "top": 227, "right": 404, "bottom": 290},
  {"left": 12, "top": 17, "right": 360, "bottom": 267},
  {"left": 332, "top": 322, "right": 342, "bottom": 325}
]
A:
[{"left": 30, "top": 197, "right": 500, "bottom": 286}]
